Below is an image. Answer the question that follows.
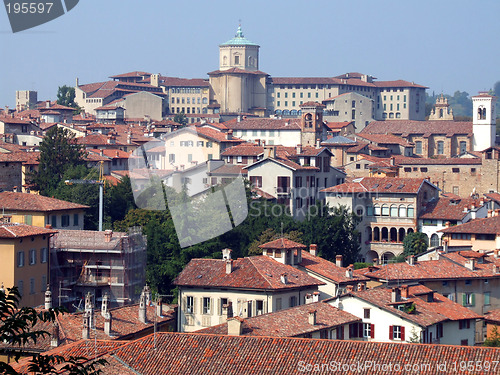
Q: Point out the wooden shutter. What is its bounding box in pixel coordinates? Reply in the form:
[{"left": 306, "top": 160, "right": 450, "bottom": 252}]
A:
[
  {"left": 401, "top": 326, "right": 405, "bottom": 341},
  {"left": 358, "top": 323, "right": 363, "bottom": 338},
  {"left": 462, "top": 293, "right": 467, "bottom": 306},
  {"left": 262, "top": 300, "right": 267, "bottom": 314},
  {"left": 211, "top": 298, "right": 214, "bottom": 315},
  {"left": 370, "top": 324, "right": 375, "bottom": 339},
  {"left": 182, "top": 296, "right": 187, "bottom": 313},
  {"left": 349, "top": 323, "right": 354, "bottom": 338},
  {"left": 466, "top": 320, "right": 470, "bottom": 329},
  {"left": 389, "top": 325, "right": 393, "bottom": 340},
  {"left": 217, "top": 298, "right": 221, "bottom": 316},
  {"left": 471, "top": 293, "right": 475, "bottom": 306}
]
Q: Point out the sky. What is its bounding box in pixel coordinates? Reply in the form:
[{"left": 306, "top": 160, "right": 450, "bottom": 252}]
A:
[{"left": 0, "top": 0, "right": 499, "bottom": 108}]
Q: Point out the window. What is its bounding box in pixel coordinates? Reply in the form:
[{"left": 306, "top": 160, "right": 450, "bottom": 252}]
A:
[
  {"left": 407, "top": 205, "right": 414, "bottom": 218},
  {"left": 363, "top": 323, "right": 374, "bottom": 338},
  {"left": 430, "top": 234, "right": 439, "bottom": 247},
  {"left": 485, "top": 291, "right": 491, "bottom": 306},
  {"left": 471, "top": 168, "right": 476, "bottom": 176},
  {"left": 41, "top": 275, "right": 47, "bottom": 291},
  {"left": 24, "top": 215, "right": 32, "bottom": 225},
  {"left": 364, "top": 308, "right": 370, "bottom": 319},
  {"left": 374, "top": 204, "right": 381, "bottom": 216},
  {"left": 381, "top": 204, "right": 389, "bottom": 216},
  {"left": 203, "top": 297, "right": 211, "bottom": 314},
  {"left": 390, "top": 325, "right": 405, "bottom": 340},
  {"left": 462, "top": 293, "right": 475, "bottom": 307},
  {"left": 17, "top": 251, "right": 25, "bottom": 267},
  {"left": 186, "top": 296, "right": 194, "bottom": 314},
  {"left": 30, "top": 278, "right": 35, "bottom": 294},
  {"left": 420, "top": 167, "right": 428, "bottom": 172},
  {"left": 206, "top": 142, "right": 213, "bottom": 148},
  {"left": 61, "top": 215, "right": 69, "bottom": 227},
  {"left": 51, "top": 216, "right": 57, "bottom": 228},
  {"left": 390, "top": 205, "right": 398, "bottom": 217},
  {"left": 437, "top": 141, "right": 444, "bottom": 155},
  {"left": 29, "top": 249, "right": 36, "bottom": 265},
  {"left": 356, "top": 164, "right": 361, "bottom": 170},
  {"left": 18, "top": 280, "right": 23, "bottom": 296},
  {"left": 459, "top": 320, "right": 471, "bottom": 330},
  {"left": 250, "top": 176, "right": 262, "bottom": 188},
  {"left": 197, "top": 141, "right": 204, "bottom": 147},
  {"left": 452, "top": 168, "right": 460, "bottom": 173},
  {"left": 415, "top": 141, "right": 422, "bottom": 154},
  {"left": 256, "top": 300, "right": 264, "bottom": 315},
  {"left": 276, "top": 298, "right": 282, "bottom": 311},
  {"left": 73, "top": 214, "right": 79, "bottom": 226},
  {"left": 290, "top": 296, "right": 297, "bottom": 307},
  {"left": 459, "top": 141, "right": 467, "bottom": 154},
  {"left": 234, "top": 55, "right": 240, "bottom": 65}
]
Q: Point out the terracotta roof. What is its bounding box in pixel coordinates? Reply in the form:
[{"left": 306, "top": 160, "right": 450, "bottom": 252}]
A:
[
  {"left": 373, "top": 80, "right": 428, "bottom": 88},
  {"left": 199, "top": 301, "right": 360, "bottom": 337},
  {"left": 157, "top": 76, "right": 210, "bottom": 87},
  {"left": 251, "top": 187, "right": 275, "bottom": 200},
  {"left": 322, "top": 177, "right": 432, "bottom": 194},
  {"left": 325, "top": 121, "right": 354, "bottom": 130},
  {"left": 0, "top": 116, "right": 33, "bottom": 124},
  {"left": 259, "top": 237, "right": 307, "bottom": 249},
  {"left": 419, "top": 197, "right": 483, "bottom": 221},
  {"left": 50, "top": 229, "right": 137, "bottom": 251},
  {"left": 394, "top": 156, "right": 482, "bottom": 165},
  {"left": 88, "top": 148, "right": 130, "bottom": 159},
  {"left": 77, "top": 133, "right": 127, "bottom": 146},
  {"left": 356, "top": 133, "right": 412, "bottom": 147},
  {"left": 300, "top": 251, "right": 369, "bottom": 284},
  {"left": 224, "top": 117, "right": 302, "bottom": 130},
  {"left": 207, "top": 67, "right": 268, "bottom": 76},
  {"left": 174, "top": 255, "right": 324, "bottom": 290},
  {"left": 109, "top": 71, "right": 151, "bottom": 79},
  {"left": 439, "top": 216, "right": 500, "bottom": 235},
  {"left": 362, "top": 120, "right": 472, "bottom": 136},
  {"left": 271, "top": 77, "right": 344, "bottom": 85},
  {"left": 208, "top": 164, "right": 247, "bottom": 176},
  {"left": 343, "top": 285, "right": 480, "bottom": 327},
  {"left": 221, "top": 143, "right": 263, "bottom": 156},
  {"left": 299, "top": 101, "right": 325, "bottom": 108},
  {"left": 57, "top": 332, "right": 500, "bottom": 375},
  {"left": 0, "top": 223, "right": 57, "bottom": 238},
  {"left": 484, "top": 192, "right": 500, "bottom": 204},
  {"left": 195, "top": 127, "right": 243, "bottom": 143},
  {"left": 485, "top": 308, "right": 500, "bottom": 323},
  {"left": 0, "top": 192, "right": 89, "bottom": 212}
]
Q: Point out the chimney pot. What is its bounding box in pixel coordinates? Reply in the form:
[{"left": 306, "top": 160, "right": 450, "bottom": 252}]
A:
[
  {"left": 312, "top": 291, "right": 320, "bottom": 302},
  {"left": 309, "top": 244, "right": 317, "bottom": 256},
  {"left": 336, "top": 254, "right": 343, "bottom": 268},
  {"left": 345, "top": 267, "right": 353, "bottom": 279},
  {"left": 391, "top": 287, "right": 401, "bottom": 303},
  {"left": 226, "top": 259, "right": 233, "bottom": 274},
  {"left": 407, "top": 255, "right": 415, "bottom": 266},
  {"left": 104, "top": 312, "right": 112, "bottom": 336},
  {"left": 494, "top": 249, "right": 499, "bottom": 258},
  {"left": 44, "top": 285, "right": 52, "bottom": 310},
  {"left": 400, "top": 285, "right": 409, "bottom": 299},
  {"left": 308, "top": 310, "right": 317, "bottom": 325},
  {"left": 227, "top": 317, "right": 244, "bottom": 336},
  {"left": 357, "top": 282, "right": 365, "bottom": 291},
  {"left": 104, "top": 230, "right": 113, "bottom": 242},
  {"left": 222, "top": 248, "right": 232, "bottom": 260},
  {"left": 280, "top": 273, "right": 288, "bottom": 284},
  {"left": 465, "top": 258, "right": 475, "bottom": 270}
]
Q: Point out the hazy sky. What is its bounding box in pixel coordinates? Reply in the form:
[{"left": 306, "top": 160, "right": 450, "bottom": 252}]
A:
[{"left": 1, "top": 0, "right": 499, "bottom": 108}]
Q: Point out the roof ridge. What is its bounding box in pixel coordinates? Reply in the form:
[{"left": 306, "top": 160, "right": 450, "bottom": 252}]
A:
[{"left": 247, "top": 256, "right": 274, "bottom": 289}]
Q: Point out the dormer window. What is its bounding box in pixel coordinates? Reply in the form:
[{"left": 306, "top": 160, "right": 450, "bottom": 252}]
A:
[{"left": 234, "top": 55, "right": 240, "bottom": 65}]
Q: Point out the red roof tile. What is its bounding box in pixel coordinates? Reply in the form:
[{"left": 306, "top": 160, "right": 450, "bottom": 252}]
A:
[
  {"left": 199, "top": 301, "right": 360, "bottom": 337},
  {"left": 0, "top": 192, "right": 89, "bottom": 212},
  {"left": 322, "top": 177, "right": 432, "bottom": 194},
  {"left": 0, "top": 223, "right": 57, "bottom": 238},
  {"left": 420, "top": 197, "right": 483, "bottom": 221},
  {"left": 362, "top": 120, "right": 472, "bottom": 136},
  {"left": 439, "top": 216, "right": 500, "bottom": 235},
  {"left": 224, "top": 117, "right": 302, "bottom": 130},
  {"left": 174, "top": 255, "right": 324, "bottom": 290},
  {"left": 259, "top": 237, "right": 307, "bottom": 249},
  {"left": 300, "top": 251, "right": 369, "bottom": 284}
]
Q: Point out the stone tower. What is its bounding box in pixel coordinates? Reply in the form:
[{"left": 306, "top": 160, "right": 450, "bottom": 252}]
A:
[
  {"left": 209, "top": 25, "right": 267, "bottom": 116},
  {"left": 428, "top": 94, "right": 454, "bottom": 120},
  {"left": 300, "top": 102, "right": 325, "bottom": 146},
  {"left": 472, "top": 93, "right": 497, "bottom": 151}
]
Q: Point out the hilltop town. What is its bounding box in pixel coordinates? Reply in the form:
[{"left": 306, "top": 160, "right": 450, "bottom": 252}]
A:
[{"left": 1, "top": 26, "right": 500, "bottom": 374}]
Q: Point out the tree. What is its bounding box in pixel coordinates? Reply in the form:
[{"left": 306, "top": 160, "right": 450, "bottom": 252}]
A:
[
  {"left": 484, "top": 325, "right": 500, "bottom": 347},
  {"left": 56, "top": 85, "right": 79, "bottom": 111},
  {"left": 173, "top": 112, "right": 187, "bottom": 127},
  {"left": 402, "top": 232, "right": 429, "bottom": 257},
  {"left": 247, "top": 228, "right": 303, "bottom": 255},
  {"left": 29, "top": 127, "right": 86, "bottom": 196},
  {"left": 0, "top": 287, "right": 105, "bottom": 374}
]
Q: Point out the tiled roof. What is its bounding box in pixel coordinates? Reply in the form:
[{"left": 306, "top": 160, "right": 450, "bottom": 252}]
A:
[
  {"left": 484, "top": 192, "right": 500, "bottom": 204},
  {"left": 485, "top": 308, "right": 500, "bottom": 323},
  {"left": 439, "top": 216, "right": 500, "bottom": 235},
  {"left": 224, "top": 117, "right": 302, "bottom": 130},
  {"left": 208, "top": 68, "right": 268, "bottom": 76},
  {"left": 198, "top": 301, "right": 360, "bottom": 337},
  {"left": 85, "top": 332, "right": 500, "bottom": 375},
  {"left": 394, "top": 156, "right": 482, "bottom": 165},
  {"left": 344, "top": 285, "right": 480, "bottom": 327},
  {"left": 88, "top": 149, "right": 130, "bottom": 159},
  {"left": 299, "top": 101, "right": 325, "bottom": 108},
  {"left": 300, "top": 251, "right": 369, "bottom": 284},
  {"left": 356, "top": 133, "right": 412, "bottom": 147},
  {"left": 271, "top": 77, "right": 343, "bottom": 85},
  {"left": 221, "top": 143, "right": 264, "bottom": 156},
  {"left": 109, "top": 71, "right": 151, "bottom": 79},
  {"left": 322, "top": 177, "right": 431, "bottom": 194},
  {"left": 438, "top": 252, "right": 500, "bottom": 278},
  {"left": 195, "top": 127, "right": 243, "bottom": 143},
  {"left": 321, "top": 135, "right": 357, "bottom": 145},
  {"left": 0, "top": 116, "right": 33, "bottom": 124},
  {"left": 259, "top": 237, "right": 306, "bottom": 249},
  {"left": 158, "top": 76, "right": 210, "bottom": 87},
  {"left": 77, "top": 133, "right": 127, "bottom": 146},
  {"left": 51, "top": 229, "right": 131, "bottom": 251},
  {"left": 208, "top": 164, "right": 247, "bottom": 176},
  {"left": 0, "top": 223, "right": 57, "bottom": 239},
  {"left": 0, "top": 192, "right": 89, "bottom": 212},
  {"left": 325, "top": 121, "right": 354, "bottom": 130},
  {"left": 419, "top": 197, "right": 483, "bottom": 221},
  {"left": 362, "top": 120, "right": 472, "bottom": 136},
  {"left": 174, "top": 255, "right": 324, "bottom": 290},
  {"left": 373, "top": 80, "right": 428, "bottom": 88}
]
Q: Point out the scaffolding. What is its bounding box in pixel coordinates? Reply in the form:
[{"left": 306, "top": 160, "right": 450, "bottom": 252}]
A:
[{"left": 50, "top": 227, "right": 146, "bottom": 310}]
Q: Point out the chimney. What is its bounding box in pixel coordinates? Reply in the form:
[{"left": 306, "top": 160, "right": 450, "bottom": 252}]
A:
[
  {"left": 494, "top": 249, "right": 499, "bottom": 258},
  {"left": 82, "top": 311, "right": 90, "bottom": 340},
  {"left": 373, "top": 258, "right": 379, "bottom": 266},
  {"left": 50, "top": 322, "right": 59, "bottom": 347},
  {"left": 226, "top": 259, "right": 233, "bottom": 274},
  {"left": 101, "top": 293, "right": 109, "bottom": 317},
  {"left": 296, "top": 144, "right": 302, "bottom": 154},
  {"left": 494, "top": 265, "right": 499, "bottom": 274},
  {"left": 336, "top": 255, "right": 343, "bottom": 268},
  {"left": 227, "top": 316, "right": 244, "bottom": 336},
  {"left": 44, "top": 285, "right": 52, "bottom": 310},
  {"left": 84, "top": 292, "right": 94, "bottom": 329},
  {"left": 316, "top": 139, "right": 321, "bottom": 148},
  {"left": 227, "top": 129, "right": 233, "bottom": 140},
  {"left": 357, "top": 282, "right": 366, "bottom": 291},
  {"left": 280, "top": 273, "right": 288, "bottom": 284},
  {"left": 312, "top": 291, "right": 320, "bottom": 302},
  {"left": 46, "top": 101, "right": 50, "bottom": 108},
  {"left": 488, "top": 209, "right": 493, "bottom": 218},
  {"left": 139, "top": 291, "right": 147, "bottom": 324},
  {"left": 263, "top": 145, "right": 276, "bottom": 159},
  {"left": 391, "top": 287, "right": 401, "bottom": 303},
  {"left": 45, "top": 224, "right": 52, "bottom": 229},
  {"left": 222, "top": 248, "right": 232, "bottom": 260},
  {"left": 401, "top": 285, "right": 409, "bottom": 299},
  {"left": 144, "top": 285, "right": 152, "bottom": 306},
  {"left": 480, "top": 198, "right": 484, "bottom": 206},
  {"left": 407, "top": 255, "right": 415, "bottom": 266},
  {"left": 445, "top": 221, "right": 450, "bottom": 228},
  {"left": 309, "top": 244, "right": 317, "bottom": 256},
  {"left": 100, "top": 149, "right": 104, "bottom": 156},
  {"left": 156, "top": 297, "right": 163, "bottom": 317},
  {"left": 104, "top": 312, "right": 112, "bottom": 336},
  {"left": 465, "top": 258, "right": 475, "bottom": 271},
  {"left": 442, "top": 239, "right": 448, "bottom": 253},
  {"left": 104, "top": 229, "right": 113, "bottom": 242},
  {"left": 495, "top": 209, "right": 500, "bottom": 217},
  {"left": 237, "top": 115, "right": 241, "bottom": 123},
  {"left": 308, "top": 310, "right": 317, "bottom": 325},
  {"left": 345, "top": 265, "right": 353, "bottom": 279}
]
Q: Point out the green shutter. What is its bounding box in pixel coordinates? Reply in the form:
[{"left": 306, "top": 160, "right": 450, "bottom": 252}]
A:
[
  {"left": 462, "top": 293, "right": 467, "bottom": 306},
  {"left": 471, "top": 293, "right": 475, "bottom": 306}
]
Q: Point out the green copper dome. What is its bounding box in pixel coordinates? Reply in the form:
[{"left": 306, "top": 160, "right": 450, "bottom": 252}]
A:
[{"left": 221, "top": 25, "right": 259, "bottom": 46}]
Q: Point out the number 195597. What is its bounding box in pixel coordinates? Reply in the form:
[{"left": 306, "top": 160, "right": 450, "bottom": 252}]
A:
[{"left": 5, "top": 2, "right": 53, "bottom": 14}]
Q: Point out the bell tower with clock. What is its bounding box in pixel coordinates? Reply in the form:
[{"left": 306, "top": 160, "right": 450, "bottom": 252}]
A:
[{"left": 300, "top": 102, "right": 325, "bottom": 146}]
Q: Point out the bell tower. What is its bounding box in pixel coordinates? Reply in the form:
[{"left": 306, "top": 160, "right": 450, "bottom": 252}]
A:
[
  {"left": 472, "top": 93, "right": 497, "bottom": 151},
  {"left": 300, "top": 102, "right": 325, "bottom": 146}
]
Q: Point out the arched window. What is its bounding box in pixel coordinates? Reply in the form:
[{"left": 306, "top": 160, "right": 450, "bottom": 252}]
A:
[
  {"left": 248, "top": 56, "right": 253, "bottom": 66},
  {"left": 398, "top": 228, "right": 406, "bottom": 243},
  {"left": 373, "top": 227, "right": 380, "bottom": 241},
  {"left": 396, "top": 112, "right": 401, "bottom": 118},
  {"left": 275, "top": 110, "right": 282, "bottom": 116},
  {"left": 430, "top": 234, "right": 439, "bottom": 247},
  {"left": 390, "top": 228, "right": 397, "bottom": 242},
  {"left": 478, "top": 106, "right": 486, "bottom": 120},
  {"left": 390, "top": 205, "right": 398, "bottom": 217},
  {"left": 374, "top": 204, "right": 381, "bottom": 216},
  {"left": 389, "top": 112, "right": 394, "bottom": 119},
  {"left": 202, "top": 108, "right": 208, "bottom": 114},
  {"left": 305, "top": 113, "right": 313, "bottom": 128},
  {"left": 381, "top": 227, "right": 389, "bottom": 241},
  {"left": 290, "top": 109, "right": 298, "bottom": 116},
  {"left": 202, "top": 98, "right": 208, "bottom": 104},
  {"left": 407, "top": 205, "right": 414, "bottom": 218},
  {"left": 439, "top": 109, "right": 443, "bottom": 118},
  {"left": 234, "top": 55, "right": 240, "bottom": 65},
  {"left": 366, "top": 227, "right": 372, "bottom": 242},
  {"left": 398, "top": 205, "right": 406, "bottom": 217},
  {"left": 283, "top": 110, "right": 290, "bottom": 116},
  {"left": 381, "top": 204, "right": 389, "bottom": 216}
]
